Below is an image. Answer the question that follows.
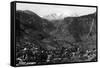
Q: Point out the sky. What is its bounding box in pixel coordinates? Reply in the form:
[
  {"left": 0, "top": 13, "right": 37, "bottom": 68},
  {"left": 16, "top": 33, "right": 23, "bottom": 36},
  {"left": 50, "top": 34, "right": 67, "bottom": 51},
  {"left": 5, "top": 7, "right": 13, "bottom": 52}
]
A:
[{"left": 16, "top": 3, "right": 96, "bottom": 17}]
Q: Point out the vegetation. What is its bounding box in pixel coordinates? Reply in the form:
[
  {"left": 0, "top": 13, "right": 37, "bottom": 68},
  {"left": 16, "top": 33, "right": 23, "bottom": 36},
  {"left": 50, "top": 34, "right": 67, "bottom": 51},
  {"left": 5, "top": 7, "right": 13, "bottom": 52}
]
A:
[{"left": 15, "top": 10, "right": 97, "bottom": 66}]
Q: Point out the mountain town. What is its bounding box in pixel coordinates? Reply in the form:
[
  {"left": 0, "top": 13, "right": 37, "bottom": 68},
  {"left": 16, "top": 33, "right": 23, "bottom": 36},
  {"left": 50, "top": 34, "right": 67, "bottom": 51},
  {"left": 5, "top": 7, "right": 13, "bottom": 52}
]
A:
[{"left": 15, "top": 10, "right": 97, "bottom": 66}]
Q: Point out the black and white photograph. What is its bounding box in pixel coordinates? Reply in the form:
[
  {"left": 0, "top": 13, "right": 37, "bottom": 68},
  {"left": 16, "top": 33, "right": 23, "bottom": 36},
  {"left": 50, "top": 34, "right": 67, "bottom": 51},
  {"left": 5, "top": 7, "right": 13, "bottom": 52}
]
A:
[{"left": 11, "top": 1, "right": 97, "bottom": 67}]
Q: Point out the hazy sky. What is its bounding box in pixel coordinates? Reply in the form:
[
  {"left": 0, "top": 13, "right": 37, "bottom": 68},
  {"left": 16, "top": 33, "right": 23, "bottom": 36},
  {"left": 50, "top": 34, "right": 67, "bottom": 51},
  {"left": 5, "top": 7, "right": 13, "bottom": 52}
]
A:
[{"left": 16, "top": 3, "right": 96, "bottom": 17}]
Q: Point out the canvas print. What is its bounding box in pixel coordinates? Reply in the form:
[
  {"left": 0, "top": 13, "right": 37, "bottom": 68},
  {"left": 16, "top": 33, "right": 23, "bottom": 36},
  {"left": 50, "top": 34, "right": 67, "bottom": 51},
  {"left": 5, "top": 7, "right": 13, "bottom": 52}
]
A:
[{"left": 11, "top": 1, "right": 97, "bottom": 67}]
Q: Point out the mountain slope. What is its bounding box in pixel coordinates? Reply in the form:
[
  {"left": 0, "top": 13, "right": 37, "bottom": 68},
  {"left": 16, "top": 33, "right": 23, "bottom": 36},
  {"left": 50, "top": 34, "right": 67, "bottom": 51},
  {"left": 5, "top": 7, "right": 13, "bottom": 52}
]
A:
[{"left": 16, "top": 10, "right": 97, "bottom": 51}]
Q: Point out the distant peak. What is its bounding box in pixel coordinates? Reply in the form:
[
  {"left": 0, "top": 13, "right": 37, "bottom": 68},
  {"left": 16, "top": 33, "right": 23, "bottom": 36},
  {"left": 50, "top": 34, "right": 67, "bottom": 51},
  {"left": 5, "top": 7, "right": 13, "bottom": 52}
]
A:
[{"left": 42, "top": 13, "right": 70, "bottom": 20}]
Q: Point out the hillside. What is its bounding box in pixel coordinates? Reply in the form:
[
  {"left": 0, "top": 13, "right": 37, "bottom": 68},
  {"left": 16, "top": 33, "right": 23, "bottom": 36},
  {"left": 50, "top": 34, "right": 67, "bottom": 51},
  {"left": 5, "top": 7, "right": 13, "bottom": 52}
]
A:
[{"left": 15, "top": 10, "right": 97, "bottom": 65}]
